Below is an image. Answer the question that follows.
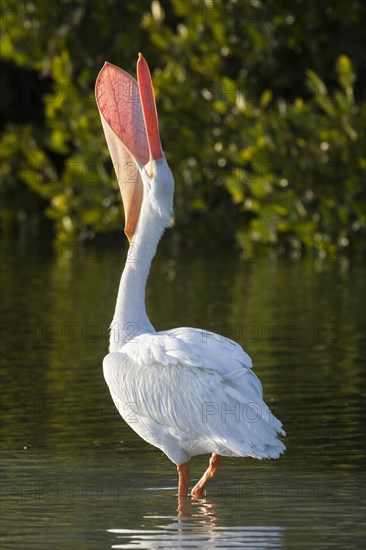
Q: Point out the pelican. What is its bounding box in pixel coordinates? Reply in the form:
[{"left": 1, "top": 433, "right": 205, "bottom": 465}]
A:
[{"left": 95, "top": 54, "right": 285, "bottom": 498}]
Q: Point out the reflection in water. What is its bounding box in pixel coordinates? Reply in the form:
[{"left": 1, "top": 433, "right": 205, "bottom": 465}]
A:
[
  {"left": 109, "top": 496, "right": 285, "bottom": 548},
  {"left": 1, "top": 245, "right": 365, "bottom": 549}
]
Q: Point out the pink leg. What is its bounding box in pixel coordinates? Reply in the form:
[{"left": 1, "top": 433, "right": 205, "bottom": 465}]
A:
[
  {"left": 177, "top": 463, "right": 190, "bottom": 497},
  {"left": 191, "top": 453, "right": 222, "bottom": 498}
]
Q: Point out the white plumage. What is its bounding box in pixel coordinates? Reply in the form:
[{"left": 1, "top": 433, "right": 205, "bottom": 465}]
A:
[
  {"left": 104, "top": 327, "right": 285, "bottom": 466},
  {"left": 96, "top": 55, "right": 285, "bottom": 496}
]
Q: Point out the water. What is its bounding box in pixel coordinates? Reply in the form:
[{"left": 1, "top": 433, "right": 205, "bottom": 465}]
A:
[{"left": 1, "top": 242, "right": 365, "bottom": 549}]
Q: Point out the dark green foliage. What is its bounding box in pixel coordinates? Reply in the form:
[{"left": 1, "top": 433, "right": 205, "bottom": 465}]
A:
[{"left": 1, "top": 0, "right": 365, "bottom": 251}]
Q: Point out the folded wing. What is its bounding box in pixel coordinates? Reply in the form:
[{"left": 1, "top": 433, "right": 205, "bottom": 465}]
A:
[{"left": 103, "top": 330, "right": 285, "bottom": 460}]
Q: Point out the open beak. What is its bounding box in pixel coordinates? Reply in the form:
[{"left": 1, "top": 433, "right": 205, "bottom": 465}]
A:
[{"left": 95, "top": 54, "right": 162, "bottom": 241}]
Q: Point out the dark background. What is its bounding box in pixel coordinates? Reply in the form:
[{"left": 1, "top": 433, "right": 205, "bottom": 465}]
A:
[{"left": 1, "top": 0, "right": 365, "bottom": 252}]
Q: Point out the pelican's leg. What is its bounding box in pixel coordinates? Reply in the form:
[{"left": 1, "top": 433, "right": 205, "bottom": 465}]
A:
[
  {"left": 177, "top": 463, "right": 190, "bottom": 497},
  {"left": 191, "top": 453, "right": 222, "bottom": 498}
]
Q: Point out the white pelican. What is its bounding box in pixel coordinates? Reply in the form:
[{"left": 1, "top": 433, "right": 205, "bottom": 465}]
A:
[{"left": 95, "top": 54, "right": 285, "bottom": 498}]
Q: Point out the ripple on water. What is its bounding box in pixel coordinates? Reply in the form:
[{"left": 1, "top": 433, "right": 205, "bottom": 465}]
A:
[{"left": 1, "top": 252, "right": 365, "bottom": 549}]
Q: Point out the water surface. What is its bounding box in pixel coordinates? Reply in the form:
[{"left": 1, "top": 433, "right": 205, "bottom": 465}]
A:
[{"left": 1, "top": 242, "right": 365, "bottom": 548}]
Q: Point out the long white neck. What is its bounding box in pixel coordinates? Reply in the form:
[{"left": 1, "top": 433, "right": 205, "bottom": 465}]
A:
[{"left": 109, "top": 184, "right": 169, "bottom": 351}]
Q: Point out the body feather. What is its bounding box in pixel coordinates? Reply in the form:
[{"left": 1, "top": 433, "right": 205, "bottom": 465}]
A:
[{"left": 103, "top": 328, "right": 285, "bottom": 465}]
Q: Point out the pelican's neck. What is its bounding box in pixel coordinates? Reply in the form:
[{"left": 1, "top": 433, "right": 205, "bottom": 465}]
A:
[{"left": 109, "top": 200, "right": 166, "bottom": 351}]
